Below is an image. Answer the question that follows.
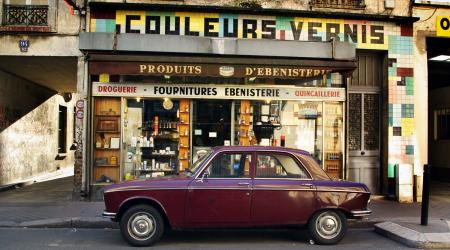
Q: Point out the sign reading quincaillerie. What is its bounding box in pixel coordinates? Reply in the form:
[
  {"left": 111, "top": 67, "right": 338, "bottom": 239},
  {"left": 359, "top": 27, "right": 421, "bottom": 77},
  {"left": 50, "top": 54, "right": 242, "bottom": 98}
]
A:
[{"left": 92, "top": 83, "right": 346, "bottom": 101}]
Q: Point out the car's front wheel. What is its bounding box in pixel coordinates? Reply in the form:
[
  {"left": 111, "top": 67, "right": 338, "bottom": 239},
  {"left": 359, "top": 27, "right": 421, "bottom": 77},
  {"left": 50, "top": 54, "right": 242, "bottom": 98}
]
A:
[
  {"left": 308, "top": 210, "right": 347, "bottom": 245},
  {"left": 119, "top": 204, "right": 164, "bottom": 247}
]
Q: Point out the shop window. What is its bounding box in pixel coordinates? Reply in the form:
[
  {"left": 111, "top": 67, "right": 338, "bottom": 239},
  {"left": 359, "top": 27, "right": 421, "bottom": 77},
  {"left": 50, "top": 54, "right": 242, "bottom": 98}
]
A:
[
  {"left": 205, "top": 153, "right": 251, "bottom": 178},
  {"left": 435, "top": 109, "right": 450, "bottom": 140},
  {"left": 58, "top": 105, "right": 67, "bottom": 154},
  {"left": 256, "top": 153, "right": 309, "bottom": 179},
  {"left": 192, "top": 100, "right": 231, "bottom": 147}
]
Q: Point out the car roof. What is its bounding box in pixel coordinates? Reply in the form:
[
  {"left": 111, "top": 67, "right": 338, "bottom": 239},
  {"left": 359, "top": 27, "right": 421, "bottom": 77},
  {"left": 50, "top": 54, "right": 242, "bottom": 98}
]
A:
[{"left": 212, "top": 146, "right": 311, "bottom": 156}]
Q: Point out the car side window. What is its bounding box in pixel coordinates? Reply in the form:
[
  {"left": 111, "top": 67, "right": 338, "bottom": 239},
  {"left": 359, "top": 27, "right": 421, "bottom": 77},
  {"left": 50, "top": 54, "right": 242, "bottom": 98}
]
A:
[
  {"left": 205, "top": 153, "right": 251, "bottom": 178},
  {"left": 256, "top": 153, "right": 309, "bottom": 179}
]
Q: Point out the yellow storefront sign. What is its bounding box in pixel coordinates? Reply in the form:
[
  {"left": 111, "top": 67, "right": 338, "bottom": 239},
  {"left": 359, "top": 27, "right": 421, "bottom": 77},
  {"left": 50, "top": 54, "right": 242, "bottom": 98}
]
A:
[{"left": 437, "top": 16, "right": 450, "bottom": 37}]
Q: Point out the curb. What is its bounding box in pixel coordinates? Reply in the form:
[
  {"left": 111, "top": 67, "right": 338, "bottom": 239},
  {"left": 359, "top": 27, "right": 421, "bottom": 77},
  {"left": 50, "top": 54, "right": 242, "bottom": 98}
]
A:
[
  {"left": 0, "top": 217, "right": 376, "bottom": 229},
  {"left": 375, "top": 221, "right": 450, "bottom": 249},
  {"left": 0, "top": 217, "right": 118, "bottom": 229}
]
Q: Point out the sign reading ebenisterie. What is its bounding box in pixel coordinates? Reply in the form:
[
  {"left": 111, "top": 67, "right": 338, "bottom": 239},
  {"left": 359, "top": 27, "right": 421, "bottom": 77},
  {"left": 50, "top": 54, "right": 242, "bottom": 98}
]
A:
[
  {"left": 92, "top": 83, "right": 346, "bottom": 101},
  {"left": 437, "top": 16, "right": 450, "bottom": 37}
]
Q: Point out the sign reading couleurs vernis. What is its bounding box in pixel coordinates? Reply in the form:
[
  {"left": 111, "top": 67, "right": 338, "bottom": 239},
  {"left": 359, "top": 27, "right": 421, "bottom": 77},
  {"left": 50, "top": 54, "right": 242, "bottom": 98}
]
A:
[
  {"left": 92, "top": 83, "right": 346, "bottom": 101},
  {"left": 437, "top": 16, "right": 450, "bottom": 37}
]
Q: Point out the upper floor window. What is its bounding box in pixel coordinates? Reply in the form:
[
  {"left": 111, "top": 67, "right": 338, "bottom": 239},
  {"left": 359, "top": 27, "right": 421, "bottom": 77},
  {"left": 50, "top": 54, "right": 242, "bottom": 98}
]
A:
[
  {"left": 311, "top": 0, "right": 365, "bottom": 9},
  {"left": 2, "top": 4, "right": 48, "bottom": 26}
]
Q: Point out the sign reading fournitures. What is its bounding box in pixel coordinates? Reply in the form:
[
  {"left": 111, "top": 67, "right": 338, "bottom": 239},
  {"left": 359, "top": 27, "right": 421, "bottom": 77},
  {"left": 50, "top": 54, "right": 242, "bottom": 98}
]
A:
[{"left": 93, "top": 83, "right": 345, "bottom": 101}]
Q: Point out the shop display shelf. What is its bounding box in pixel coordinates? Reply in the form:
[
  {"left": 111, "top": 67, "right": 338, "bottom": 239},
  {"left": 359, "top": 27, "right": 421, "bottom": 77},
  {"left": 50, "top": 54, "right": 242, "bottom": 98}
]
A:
[
  {"left": 96, "top": 131, "right": 120, "bottom": 133},
  {"left": 136, "top": 169, "right": 176, "bottom": 172},
  {"left": 94, "top": 148, "right": 120, "bottom": 151},
  {"left": 142, "top": 154, "right": 177, "bottom": 158},
  {"left": 95, "top": 164, "right": 119, "bottom": 167},
  {"left": 95, "top": 114, "right": 121, "bottom": 117},
  {"left": 92, "top": 182, "right": 115, "bottom": 186}
]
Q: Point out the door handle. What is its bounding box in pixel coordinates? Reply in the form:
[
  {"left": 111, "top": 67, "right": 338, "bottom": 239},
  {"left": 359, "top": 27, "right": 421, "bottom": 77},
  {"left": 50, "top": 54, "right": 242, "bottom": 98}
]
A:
[
  {"left": 238, "top": 182, "right": 250, "bottom": 186},
  {"left": 301, "top": 183, "right": 314, "bottom": 188}
]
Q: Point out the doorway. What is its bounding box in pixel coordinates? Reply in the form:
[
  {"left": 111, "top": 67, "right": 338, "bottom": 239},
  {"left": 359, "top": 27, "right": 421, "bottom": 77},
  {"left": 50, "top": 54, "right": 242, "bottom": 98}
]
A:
[
  {"left": 348, "top": 92, "right": 380, "bottom": 193},
  {"left": 348, "top": 50, "right": 384, "bottom": 194}
]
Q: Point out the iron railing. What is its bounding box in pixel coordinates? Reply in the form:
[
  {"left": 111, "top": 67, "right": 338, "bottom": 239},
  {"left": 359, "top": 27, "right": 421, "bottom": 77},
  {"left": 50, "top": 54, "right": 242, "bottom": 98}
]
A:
[
  {"left": 311, "top": 0, "right": 365, "bottom": 9},
  {"left": 2, "top": 4, "right": 49, "bottom": 26}
]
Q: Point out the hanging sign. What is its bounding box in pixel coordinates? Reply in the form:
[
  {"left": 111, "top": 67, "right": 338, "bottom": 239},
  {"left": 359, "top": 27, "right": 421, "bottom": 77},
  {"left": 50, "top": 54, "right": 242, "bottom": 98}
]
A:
[{"left": 92, "top": 83, "right": 346, "bottom": 101}]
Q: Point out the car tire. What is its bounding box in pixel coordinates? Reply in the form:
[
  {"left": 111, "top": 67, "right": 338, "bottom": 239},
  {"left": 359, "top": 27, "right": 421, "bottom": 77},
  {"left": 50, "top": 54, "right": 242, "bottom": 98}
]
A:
[
  {"left": 308, "top": 210, "right": 347, "bottom": 245},
  {"left": 119, "top": 204, "right": 164, "bottom": 247}
]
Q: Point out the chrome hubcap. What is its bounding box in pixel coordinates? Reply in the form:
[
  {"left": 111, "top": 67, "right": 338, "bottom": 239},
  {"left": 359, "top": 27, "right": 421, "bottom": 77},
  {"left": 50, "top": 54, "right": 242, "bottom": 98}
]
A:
[
  {"left": 128, "top": 212, "right": 156, "bottom": 241},
  {"left": 316, "top": 212, "right": 341, "bottom": 239}
]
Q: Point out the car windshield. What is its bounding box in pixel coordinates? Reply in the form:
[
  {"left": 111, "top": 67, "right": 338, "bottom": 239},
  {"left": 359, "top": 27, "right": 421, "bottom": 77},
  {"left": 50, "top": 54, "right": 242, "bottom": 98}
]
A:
[{"left": 184, "top": 151, "right": 212, "bottom": 177}]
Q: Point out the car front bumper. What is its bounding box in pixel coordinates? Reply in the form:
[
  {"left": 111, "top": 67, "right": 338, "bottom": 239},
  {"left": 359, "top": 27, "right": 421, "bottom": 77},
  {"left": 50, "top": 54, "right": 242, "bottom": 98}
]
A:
[
  {"left": 350, "top": 209, "right": 372, "bottom": 217},
  {"left": 102, "top": 211, "right": 117, "bottom": 220}
]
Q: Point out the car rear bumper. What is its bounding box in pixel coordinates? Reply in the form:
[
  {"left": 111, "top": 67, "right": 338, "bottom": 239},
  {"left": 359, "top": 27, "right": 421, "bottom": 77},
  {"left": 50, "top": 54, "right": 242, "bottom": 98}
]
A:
[
  {"left": 350, "top": 209, "right": 372, "bottom": 217},
  {"left": 102, "top": 211, "right": 117, "bottom": 220}
]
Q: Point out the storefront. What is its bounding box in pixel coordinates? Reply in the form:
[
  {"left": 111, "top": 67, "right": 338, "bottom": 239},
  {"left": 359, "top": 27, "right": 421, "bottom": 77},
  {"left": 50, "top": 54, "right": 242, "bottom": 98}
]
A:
[
  {"left": 89, "top": 62, "right": 351, "bottom": 191},
  {"left": 80, "top": 3, "right": 417, "bottom": 199}
]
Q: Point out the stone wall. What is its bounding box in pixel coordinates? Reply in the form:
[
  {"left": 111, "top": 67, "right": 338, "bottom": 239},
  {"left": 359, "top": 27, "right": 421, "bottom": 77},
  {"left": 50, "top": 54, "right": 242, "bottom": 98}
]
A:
[{"left": 0, "top": 70, "right": 75, "bottom": 186}]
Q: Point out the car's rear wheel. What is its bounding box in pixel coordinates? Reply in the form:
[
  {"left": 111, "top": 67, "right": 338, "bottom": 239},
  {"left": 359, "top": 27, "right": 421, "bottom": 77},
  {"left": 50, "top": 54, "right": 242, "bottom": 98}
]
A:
[
  {"left": 308, "top": 210, "right": 347, "bottom": 245},
  {"left": 119, "top": 204, "right": 164, "bottom": 247}
]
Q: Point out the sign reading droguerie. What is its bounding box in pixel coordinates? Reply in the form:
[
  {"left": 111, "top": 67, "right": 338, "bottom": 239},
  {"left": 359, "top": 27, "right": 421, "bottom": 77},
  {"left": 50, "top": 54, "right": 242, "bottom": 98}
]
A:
[
  {"left": 93, "top": 83, "right": 345, "bottom": 101},
  {"left": 89, "top": 62, "right": 334, "bottom": 78}
]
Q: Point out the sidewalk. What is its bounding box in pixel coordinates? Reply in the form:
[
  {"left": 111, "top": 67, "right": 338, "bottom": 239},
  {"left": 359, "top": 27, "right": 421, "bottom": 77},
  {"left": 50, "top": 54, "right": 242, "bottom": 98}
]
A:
[{"left": 0, "top": 177, "right": 449, "bottom": 247}]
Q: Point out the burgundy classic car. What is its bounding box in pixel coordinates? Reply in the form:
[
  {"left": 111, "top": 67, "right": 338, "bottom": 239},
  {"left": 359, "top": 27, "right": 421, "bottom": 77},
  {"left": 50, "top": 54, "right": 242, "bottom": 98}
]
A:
[{"left": 102, "top": 146, "right": 371, "bottom": 246}]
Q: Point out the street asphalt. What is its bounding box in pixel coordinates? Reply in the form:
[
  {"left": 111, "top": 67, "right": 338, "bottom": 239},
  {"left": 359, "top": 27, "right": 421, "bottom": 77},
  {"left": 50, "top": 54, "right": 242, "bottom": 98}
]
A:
[{"left": 0, "top": 228, "right": 409, "bottom": 250}]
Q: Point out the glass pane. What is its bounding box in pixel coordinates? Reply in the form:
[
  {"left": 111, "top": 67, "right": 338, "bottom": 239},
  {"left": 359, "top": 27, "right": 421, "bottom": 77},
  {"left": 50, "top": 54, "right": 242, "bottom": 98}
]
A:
[
  {"left": 206, "top": 153, "right": 251, "bottom": 178},
  {"left": 122, "top": 98, "right": 180, "bottom": 180},
  {"left": 256, "top": 154, "right": 309, "bottom": 179},
  {"left": 364, "top": 94, "right": 380, "bottom": 151},
  {"left": 192, "top": 100, "right": 231, "bottom": 147},
  {"left": 349, "top": 93, "right": 362, "bottom": 151},
  {"left": 324, "top": 102, "right": 343, "bottom": 179}
]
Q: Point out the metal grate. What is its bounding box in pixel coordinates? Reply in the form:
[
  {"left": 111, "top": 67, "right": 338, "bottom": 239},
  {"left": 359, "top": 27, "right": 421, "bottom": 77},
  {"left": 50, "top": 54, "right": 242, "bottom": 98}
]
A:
[
  {"left": 311, "top": 0, "right": 365, "bottom": 9},
  {"left": 364, "top": 94, "right": 380, "bottom": 151},
  {"left": 349, "top": 93, "right": 362, "bottom": 151},
  {"left": 2, "top": 5, "right": 49, "bottom": 26}
]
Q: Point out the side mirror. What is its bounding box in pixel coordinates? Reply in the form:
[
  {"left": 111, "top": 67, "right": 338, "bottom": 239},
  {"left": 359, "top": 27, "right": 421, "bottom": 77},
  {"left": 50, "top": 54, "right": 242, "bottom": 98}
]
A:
[{"left": 200, "top": 170, "right": 210, "bottom": 182}]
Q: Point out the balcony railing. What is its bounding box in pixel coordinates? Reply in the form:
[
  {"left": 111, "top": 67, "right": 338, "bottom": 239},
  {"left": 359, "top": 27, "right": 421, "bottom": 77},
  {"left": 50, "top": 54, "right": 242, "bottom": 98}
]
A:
[
  {"left": 311, "top": 0, "right": 365, "bottom": 9},
  {"left": 2, "top": 4, "right": 49, "bottom": 26}
]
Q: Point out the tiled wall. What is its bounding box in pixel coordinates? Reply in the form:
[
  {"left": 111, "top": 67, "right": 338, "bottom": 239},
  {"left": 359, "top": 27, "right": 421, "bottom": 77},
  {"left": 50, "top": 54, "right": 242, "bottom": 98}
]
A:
[{"left": 90, "top": 9, "right": 416, "bottom": 173}]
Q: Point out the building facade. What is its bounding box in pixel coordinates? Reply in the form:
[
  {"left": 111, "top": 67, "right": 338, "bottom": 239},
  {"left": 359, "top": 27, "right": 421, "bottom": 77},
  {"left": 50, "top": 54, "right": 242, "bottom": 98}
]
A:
[
  {"left": 412, "top": 0, "right": 450, "bottom": 183},
  {"left": 76, "top": 0, "right": 420, "bottom": 200},
  {"left": 0, "top": 0, "right": 83, "bottom": 188}
]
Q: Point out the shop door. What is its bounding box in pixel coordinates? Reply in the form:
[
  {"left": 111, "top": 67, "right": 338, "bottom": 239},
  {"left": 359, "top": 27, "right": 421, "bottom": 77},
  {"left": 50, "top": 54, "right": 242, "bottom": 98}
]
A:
[{"left": 348, "top": 92, "right": 380, "bottom": 194}]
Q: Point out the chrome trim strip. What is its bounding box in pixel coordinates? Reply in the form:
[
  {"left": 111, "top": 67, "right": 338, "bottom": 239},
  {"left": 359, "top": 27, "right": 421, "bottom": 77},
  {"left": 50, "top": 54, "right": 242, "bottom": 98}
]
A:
[
  {"left": 104, "top": 187, "right": 187, "bottom": 193},
  {"left": 189, "top": 187, "right": 251, "bottom": 190},
  {"left": 102, "top": 211, "right": 117, "bottom": 219},
  {"left": 253, "top": 177, "right": 313, "bottom": 181},
  {"left": 350, "top": 209, "right": 372, "bottom": 217},
  {"left": 316, "top": 189, "right": 370, "bottom": 194},
  {"left": 253, "top": 188, "right": 313, "bottom": 191}
]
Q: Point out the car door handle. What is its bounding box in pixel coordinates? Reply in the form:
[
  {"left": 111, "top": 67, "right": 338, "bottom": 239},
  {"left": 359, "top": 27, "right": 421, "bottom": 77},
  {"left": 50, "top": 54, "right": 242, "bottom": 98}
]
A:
[
  {"left": 301, "top": 183, "right": 314, "bottom": 188},
  {"left": 238, "top": 182, "right": 250, "bottom": 186}
]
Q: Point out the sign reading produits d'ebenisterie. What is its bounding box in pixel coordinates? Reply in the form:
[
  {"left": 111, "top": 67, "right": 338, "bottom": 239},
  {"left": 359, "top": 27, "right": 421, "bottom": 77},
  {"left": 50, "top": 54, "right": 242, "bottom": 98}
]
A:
[{"left": 92, "top": 83, "right": 346, "bottom": 101}]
